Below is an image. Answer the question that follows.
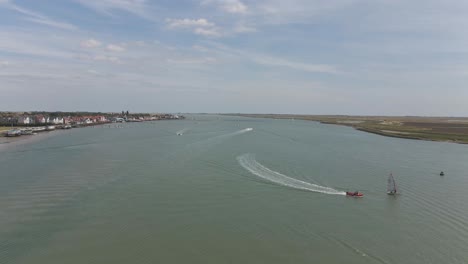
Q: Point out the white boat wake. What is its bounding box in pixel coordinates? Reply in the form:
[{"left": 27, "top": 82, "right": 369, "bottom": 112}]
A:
[
  {"left": 183, "top": 128, "right": 253, "bottom": 149},
  {"left": 226, "top": 127, "right": 253, "bottom": 137},
  {"left": 176, "top": 128, "right": 189, "bottom": 135},
  {"left": 237, "top": 154, "right": 345, "bottom": 195}
]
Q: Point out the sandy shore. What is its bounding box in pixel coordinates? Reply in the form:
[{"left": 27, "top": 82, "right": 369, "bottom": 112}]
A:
[{"left": 0, "top": 130, "right": 67, "bottom": 152}]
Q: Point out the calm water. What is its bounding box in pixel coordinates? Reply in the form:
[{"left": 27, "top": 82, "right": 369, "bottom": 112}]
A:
[{"left": 1, "top": 115, "right": 468, "bottom": 264}]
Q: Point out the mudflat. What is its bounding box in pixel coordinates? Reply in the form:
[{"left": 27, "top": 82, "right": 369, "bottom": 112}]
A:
[{"left": 230, "top": 114, "right": 468, "bottom": 144}]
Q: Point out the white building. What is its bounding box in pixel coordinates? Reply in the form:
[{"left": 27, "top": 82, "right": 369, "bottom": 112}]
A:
[
  {"left": 18, "top": 116, "right": 31, "bottom": 124},
  {"left": 51, "top": 117, "right": 64, "bottom": 124}
]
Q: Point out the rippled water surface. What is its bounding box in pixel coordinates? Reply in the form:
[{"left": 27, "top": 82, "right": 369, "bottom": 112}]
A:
[{"left": 1, "top": 115, "right": 468, "bottom": 264}]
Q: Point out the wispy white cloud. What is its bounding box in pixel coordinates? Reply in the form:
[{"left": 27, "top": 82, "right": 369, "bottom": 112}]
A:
[
  {"left": 106, "top": 44, "right": 126, "bottom": 52},
  {"left": 134, "top": 40, "right": 146, "bottom": 46},
  {"left": 81, "top": 39, "right": 102, "bottom": 48},
  {"left": 74, "top": 0, "right": 150, "bottom": 19},
  {"left": 166, "top": 18, "right": 214, "bottom": 29},
  {"left": 167, "top": 57, "right": 216, "bottom": 64},
  {"left": 194, "top": 27, "right": 222, "bottom": 37},
  {"left": 202, "top": 0, "right": 248, "bottom": 14},
  {"left": 234, "top": 23, "right": 256, "bottom": 33},
  {"left": 24, "top": 17, "right": 76, "bottom": 30},
  {"left": 253, "top": 56, "right": 337, "bottom": 74},
  {"left": 203, "top": 43, "right": 337, "bottom": 74},
  {"left": 222, "top": 0, "right": 248, "bottom": 14},
  {"left": 0, "top": 60, "right": 9, "bottom": 67},
  {"left": 252, "top": 0, "right": 357, "bottom": 23},
  {"left": 93, "top": 55, "right": 121, "bottom": 63},
  {"left": 192, "top": 45, "right": 210, "bottom": 52},
  {"left": 0, "top": 30, "right": 75, "bottom": 59},
  {"left": 166, "top": 18, "right": 222, "bottom": 37},
  {"left": 87, "top": 69, "right": 103, "bottom": 75},
  {"left": 0, "top": 1, "right": 77, "bottom": 30}
]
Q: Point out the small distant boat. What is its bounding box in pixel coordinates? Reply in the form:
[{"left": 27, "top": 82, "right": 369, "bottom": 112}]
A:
[
  {"left": 46, "top": 126, "right": 56, "bottom": 131},
  {"left": 5, "top": 129, "right": 22, "bottom": 137},
  {"left": 387, "top": 173, "right": 398, "bottom": 195},
  {"left": 440, "top": 171, "right": 444, "bottom": 176},
  {"left": 31, "top": 126, "right": 46, "bottom": 132},
  {"left": 346, "top": 191, "right": 363, "bottom": 197},
  {"left": 20, "top": 129, "right": 34, "bottom": 135}
]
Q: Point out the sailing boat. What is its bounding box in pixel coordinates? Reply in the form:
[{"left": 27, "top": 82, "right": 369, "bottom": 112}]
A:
[{"left": 387, "top": 173, "right": 398, "bottom": 195}]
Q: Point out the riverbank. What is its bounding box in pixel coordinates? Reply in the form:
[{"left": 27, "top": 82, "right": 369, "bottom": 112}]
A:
[
  {"left": 228, "top": 114, "right": 468, "bottom": 144},
  {"left": 0, "top": 118, "right": 180, "bottom": 148},
  {"left": 0, "top": 126, "right": 16, "bottom": 133}
]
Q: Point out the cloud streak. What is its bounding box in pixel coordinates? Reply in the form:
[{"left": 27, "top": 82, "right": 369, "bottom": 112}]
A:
[
  {"left": 253, "top": 56, "right": 338, "bottom": 74},
  {"left": 166, "top": 18, "right": 214, "bottom": 29},
  {"left": 106, "top": 44, "right": 125, "bottom": 52},
  {"left": 166, "top": 18, "right": 222, "bottom": 37},
  {"left": 0, "top": 0, "right": 77, "bottom": 30},
  {"left": 203, "top": 0, "right": 248, "bottom": 14},
  {"left": 81, "top": 39, "right": 102, "bottom": 48},
  {"left": 74, "top": 0, "right": 151, "bottom": 19}
]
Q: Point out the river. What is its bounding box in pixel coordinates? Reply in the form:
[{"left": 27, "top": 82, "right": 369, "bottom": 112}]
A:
[{"left": 1, "top": 115, "right": 467, "bottom": 263}]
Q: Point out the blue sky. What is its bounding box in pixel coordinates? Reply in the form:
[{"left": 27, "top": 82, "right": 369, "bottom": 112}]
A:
[{"left": 1, "top": 0, "right": 467, "bottom": 115}]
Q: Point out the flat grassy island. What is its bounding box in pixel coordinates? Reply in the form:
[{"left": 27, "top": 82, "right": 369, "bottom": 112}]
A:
[{"left": 231, "top": 114, "right": 468, "bottom": 144}]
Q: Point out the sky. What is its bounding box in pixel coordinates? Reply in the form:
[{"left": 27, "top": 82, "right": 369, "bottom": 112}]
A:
[{"left": 1, "top": 0, "right": 467, "bottom": 115}]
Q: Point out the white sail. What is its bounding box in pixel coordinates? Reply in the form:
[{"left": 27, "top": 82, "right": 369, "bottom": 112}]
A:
[{"left": 387, "top": 173, "right": 397, "bottom": 194}]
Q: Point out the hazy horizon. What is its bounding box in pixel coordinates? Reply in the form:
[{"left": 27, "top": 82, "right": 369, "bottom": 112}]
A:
[
  {"left": 2, "top": 110, "right": 468, "bottom": 118},
  {"left": 1, "top": 0, "right": 467, "bottom": 115}
]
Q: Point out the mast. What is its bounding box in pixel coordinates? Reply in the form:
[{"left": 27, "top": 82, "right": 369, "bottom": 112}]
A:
[{"left": 387, "top": 173, "right": 397, "bottom": 193}]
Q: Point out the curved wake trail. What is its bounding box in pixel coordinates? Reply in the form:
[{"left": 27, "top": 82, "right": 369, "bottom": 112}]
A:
[
  {"left": 237, "top": 154, "right": 345, "bottom": 195},
  {"left": 224, "top": 127, "right": 253, "bottom": 137},
  {"left": 191, "top": 128, "right": 253, "bottom": 145}
]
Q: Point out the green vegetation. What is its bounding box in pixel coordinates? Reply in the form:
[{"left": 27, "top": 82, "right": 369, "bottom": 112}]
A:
[{"left": 230, "top": 114, "right": 468, "bottom": 144}]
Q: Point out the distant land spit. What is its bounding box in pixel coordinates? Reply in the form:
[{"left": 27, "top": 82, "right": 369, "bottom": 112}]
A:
[{"left": 227, "top": 114, "right": 468, "bottom": 144}]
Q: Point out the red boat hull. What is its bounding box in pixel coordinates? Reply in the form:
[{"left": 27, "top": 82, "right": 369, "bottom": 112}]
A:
[{"left": 346, "top": 192, "right": 363, "bottom": 197}]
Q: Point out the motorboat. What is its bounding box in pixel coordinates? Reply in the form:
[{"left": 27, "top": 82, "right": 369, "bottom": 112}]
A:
[{"left": 346, "top": 191, "right": 363, "bottom": 197}]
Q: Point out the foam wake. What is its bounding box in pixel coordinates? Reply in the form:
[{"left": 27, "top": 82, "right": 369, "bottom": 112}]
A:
[
  {"left": 176, "top": 128, "right": 189, "bottom": 135},
  {"left": 227, "top": 127, "right": 253, "bottom": 136},
  {"left": 237, "top": 153, "right": 345, "bottom": 195}
]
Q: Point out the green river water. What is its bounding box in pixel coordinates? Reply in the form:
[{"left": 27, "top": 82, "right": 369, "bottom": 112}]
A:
[{"left": 1, "top": 115, "right": 467, "bottom": 263}]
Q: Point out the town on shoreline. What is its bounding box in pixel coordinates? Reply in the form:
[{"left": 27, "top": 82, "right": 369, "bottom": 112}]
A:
[{"left": 1, "top": 111, "right": 184, "bottom": 137}]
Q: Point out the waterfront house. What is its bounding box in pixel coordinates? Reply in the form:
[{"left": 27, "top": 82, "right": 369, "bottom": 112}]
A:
[
  {"left": 63, "top": 117, "right": 72, "bottom": 124},
  {"left": 35, "top": 116, "right": 46, "bottom": 124},
  {"left": 51, "top": 117, "right": 64, "bottom": 124},
  {"left": 18, "top": 116, "right": 31, "bottom": 125}
]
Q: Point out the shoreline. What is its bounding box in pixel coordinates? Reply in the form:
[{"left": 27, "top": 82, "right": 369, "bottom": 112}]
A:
[
  {"left": 227, "top": 114, "right": 468, "bottom": 145},
  {"left": 354, "top": 127, "right": 467, "bottom": 144},
  {"left": 0, "top": 129, "right": 67, "bottom": 152},
  {"left": 0, "top": 119, "right": 181, "bottom": 151}
]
